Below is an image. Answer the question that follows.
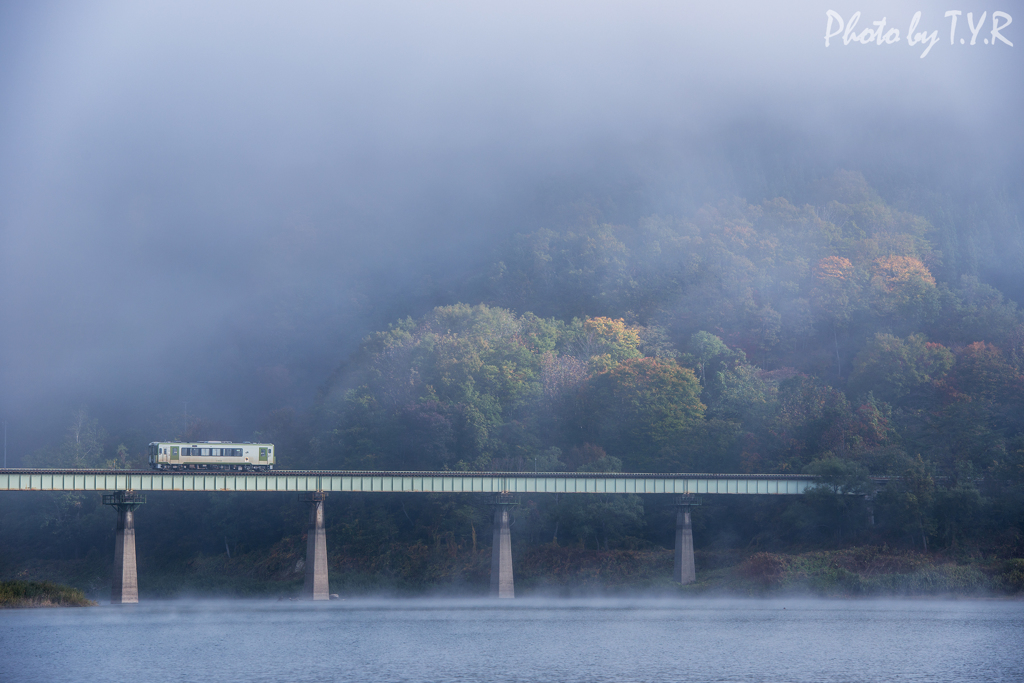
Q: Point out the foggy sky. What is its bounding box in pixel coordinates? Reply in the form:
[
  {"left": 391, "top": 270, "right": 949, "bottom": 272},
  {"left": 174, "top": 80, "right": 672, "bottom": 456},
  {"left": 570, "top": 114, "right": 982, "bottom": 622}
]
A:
[{"left": 1, "top": 1, "right": 1022, "bottom": 458}]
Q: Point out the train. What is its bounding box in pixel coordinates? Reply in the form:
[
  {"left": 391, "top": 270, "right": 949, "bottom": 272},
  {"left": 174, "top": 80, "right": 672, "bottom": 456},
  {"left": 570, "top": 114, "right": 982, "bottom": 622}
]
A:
[{"left": 148, "top": 441, "right": 275, "bottom": 471}]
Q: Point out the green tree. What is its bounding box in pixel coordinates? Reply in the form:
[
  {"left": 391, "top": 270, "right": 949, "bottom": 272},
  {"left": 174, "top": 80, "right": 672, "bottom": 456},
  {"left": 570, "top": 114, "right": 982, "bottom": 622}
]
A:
[
  {"left": 550, "top": 454, "right": 646, "bottom": 549},
  {"left": 801, "top": 455, "right": 872, "bottom": 543},
  {"left": 932, "top": 484, "right": 984, "bottom": 551},
  {"left": 874, "top": 455, "right": 936, "bottom": 550},
  {"left": 848, "top": 333, "right": 954, "bottom": 402},
  {"left": 580, "top": 358, "right": 704, "bottom": 471}
]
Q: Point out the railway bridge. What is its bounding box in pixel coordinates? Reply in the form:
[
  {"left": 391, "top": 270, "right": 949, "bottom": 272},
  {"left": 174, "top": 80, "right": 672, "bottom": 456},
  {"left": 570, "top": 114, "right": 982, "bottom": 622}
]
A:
[{"left": 0, "top": 469, "right": 817, "bottom": 603}]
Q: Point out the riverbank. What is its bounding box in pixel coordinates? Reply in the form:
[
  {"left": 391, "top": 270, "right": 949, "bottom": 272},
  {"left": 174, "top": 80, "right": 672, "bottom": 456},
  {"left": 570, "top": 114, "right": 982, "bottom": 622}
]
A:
[
  {"left": 5, "top": 542, "right": 1023, "bottom": 600},
  {"left": 0, "top": 580, "right": 96, "bottom": 608},
  {"left": 686, "top": 548, "right": 1024, "bottom": 597}
]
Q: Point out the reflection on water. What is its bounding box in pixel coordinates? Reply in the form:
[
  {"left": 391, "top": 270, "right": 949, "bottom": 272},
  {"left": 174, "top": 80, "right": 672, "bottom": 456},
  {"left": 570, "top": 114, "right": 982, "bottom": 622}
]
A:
[{"left": 2, "top": 597, "right": 1022, "bottom": 682}]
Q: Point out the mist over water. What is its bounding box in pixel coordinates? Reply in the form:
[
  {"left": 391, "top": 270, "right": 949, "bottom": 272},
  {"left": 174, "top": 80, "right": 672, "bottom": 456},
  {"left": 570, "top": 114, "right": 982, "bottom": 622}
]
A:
[{"left": 2, "top": 597, "right": 1022, "bottom": 682}]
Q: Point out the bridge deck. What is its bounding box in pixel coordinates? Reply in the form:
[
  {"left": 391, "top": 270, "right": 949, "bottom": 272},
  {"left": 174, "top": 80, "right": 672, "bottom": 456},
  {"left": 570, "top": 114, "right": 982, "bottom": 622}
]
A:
[{"left": 0, "top": 469, "right": 814, "bottom": 494}]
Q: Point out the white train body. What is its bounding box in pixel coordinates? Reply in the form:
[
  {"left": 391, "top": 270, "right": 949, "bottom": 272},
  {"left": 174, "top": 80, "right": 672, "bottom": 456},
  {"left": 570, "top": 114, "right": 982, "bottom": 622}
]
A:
[{"left": 148, "top": 441, "right": 275, "bottom": 471}]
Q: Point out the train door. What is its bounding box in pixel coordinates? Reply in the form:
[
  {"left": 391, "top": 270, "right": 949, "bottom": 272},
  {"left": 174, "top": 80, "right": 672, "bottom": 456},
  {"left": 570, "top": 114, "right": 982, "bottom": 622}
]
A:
[
  {"left": 259, "top": 447, "right": 268, "bottom": 463},
  {"left": 171, "top": 446, "right": 179, "bottom": 461}
]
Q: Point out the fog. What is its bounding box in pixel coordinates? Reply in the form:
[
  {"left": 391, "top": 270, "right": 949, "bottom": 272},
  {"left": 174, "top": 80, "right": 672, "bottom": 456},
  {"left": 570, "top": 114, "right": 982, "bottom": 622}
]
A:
[
  {"left": 3, "top": 597, "right": 1022, "bottom": 683},
  {"left": 1, "top": 1, "right": 1022, "bottom": 458}
]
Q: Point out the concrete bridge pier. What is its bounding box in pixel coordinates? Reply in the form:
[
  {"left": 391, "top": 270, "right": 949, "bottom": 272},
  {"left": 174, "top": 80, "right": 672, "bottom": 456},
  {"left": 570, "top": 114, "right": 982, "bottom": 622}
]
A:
[
  {"left": 300, "top": 492, "right": 329, "bottom": 600},
  {"left": 489, "top": 494, "right": 518, "bottom": 598},
  {"left": 673, "top": 495, "right": 700, "bottom": 585},
  {"left": 102, "top": 491, "right": 146, "bottom": 604}
]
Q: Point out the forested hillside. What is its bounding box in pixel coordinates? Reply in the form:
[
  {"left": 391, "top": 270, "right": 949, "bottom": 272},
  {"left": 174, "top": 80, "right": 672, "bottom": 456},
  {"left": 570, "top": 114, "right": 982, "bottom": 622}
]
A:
[
  {"left": 291, "top": 170, "right": 1023, "bottom": 553},
  {"left": 5, "top": 172, "right": 1023, "bottom": 594}
]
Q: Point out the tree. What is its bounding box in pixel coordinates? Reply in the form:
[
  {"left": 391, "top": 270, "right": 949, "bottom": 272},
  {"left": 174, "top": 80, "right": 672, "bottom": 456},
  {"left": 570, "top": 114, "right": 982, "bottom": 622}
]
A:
[
  {"left": 801, "top": 455, "right": 871, "bottom": 542},
  {"left": 567, "top": 316, "right": 643, "bottom": 373},
  {"left": 932, "top": 484, "right": 984, "bottom": 551},
  {"left": 686, "top": 331, "right": 736, "bottom": 388},
  {"left": 580, "top": 357, "right": 705, "bottom": 470},
  {"left": 848, "top": 333, "right": 954, "bottom": 403},
  {"left": 25, "top": 410, "right": 107, "bottom": 469},
  {"left": 811, "top": 256, "right": 861, "bottom": 377},
  {"left": 550, "top": 453, "right": 646, "bottom": 549},
  {"left": 874, "top": 455, "right": 936, "bottom": 550},
  {"left": 868, "top": 255, "right": 938, "bottom": 320}
]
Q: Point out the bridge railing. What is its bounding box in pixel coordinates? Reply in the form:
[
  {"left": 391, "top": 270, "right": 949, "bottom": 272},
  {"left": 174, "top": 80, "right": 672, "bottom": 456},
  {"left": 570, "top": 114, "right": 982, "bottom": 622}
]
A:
[{"left": 0, "top": 469, "right": 817, "bottom": 494}]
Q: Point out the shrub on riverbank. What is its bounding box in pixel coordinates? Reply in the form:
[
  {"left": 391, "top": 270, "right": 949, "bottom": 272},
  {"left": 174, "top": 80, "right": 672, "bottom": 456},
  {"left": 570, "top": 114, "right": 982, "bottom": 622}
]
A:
[
  {"left": 697, "top": 547, "right": 1009, "bottom": 597},
  {"left": 998, "top": 559, "right": 1024, "bottom": 593},
  {"left": 0, "top": 581, "right": 95, "bottom": 608}
]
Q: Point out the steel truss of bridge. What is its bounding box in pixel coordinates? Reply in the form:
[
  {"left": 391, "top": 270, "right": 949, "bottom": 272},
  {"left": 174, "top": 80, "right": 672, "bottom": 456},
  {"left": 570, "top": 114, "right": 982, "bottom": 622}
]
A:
[{"left": 0, "top": 469, "right": 815, "bottom": 495}]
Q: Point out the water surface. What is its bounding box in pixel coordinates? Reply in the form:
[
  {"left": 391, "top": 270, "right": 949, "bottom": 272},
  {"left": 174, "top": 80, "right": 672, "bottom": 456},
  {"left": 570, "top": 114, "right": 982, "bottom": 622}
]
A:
[{"left": 2, "top": 597, "right": 1021, "bottom": 682}]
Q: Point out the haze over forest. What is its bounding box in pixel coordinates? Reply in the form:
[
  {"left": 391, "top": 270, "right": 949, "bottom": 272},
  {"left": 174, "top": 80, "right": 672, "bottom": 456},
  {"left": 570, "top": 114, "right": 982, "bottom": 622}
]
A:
[
  {"left": 1, "top": 2, "right": 1023, "bottom": 592},
  {"left": 2, "top": 1, "right": 1021, "bottom": 448}
]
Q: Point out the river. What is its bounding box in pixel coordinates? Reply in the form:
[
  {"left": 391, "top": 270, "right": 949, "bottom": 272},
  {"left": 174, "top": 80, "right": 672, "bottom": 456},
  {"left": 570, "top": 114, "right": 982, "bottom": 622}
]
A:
[{"left": 2, "top": 597, "right": 1021, "bottom": 682}]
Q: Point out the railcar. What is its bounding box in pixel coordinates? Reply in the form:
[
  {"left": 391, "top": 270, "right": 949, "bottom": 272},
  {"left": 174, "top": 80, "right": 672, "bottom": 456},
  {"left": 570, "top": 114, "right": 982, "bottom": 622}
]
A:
[{"left": 148, "top": 441, "right": 275, "bottom": 471}]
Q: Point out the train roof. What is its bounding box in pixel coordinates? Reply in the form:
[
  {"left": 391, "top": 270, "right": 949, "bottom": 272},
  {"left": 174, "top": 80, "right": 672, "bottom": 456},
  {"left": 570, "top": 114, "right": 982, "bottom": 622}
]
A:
[{"left": 148, "top": 444, "right": 274, "bottom": 448}]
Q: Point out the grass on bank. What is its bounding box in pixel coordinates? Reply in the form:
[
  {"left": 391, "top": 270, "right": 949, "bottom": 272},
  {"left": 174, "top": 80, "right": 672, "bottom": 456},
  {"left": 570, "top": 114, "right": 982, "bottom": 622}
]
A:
[
  {"left": 0, "top": 580, "right": 96, "bottom": 608},
  {"left": 684, "top": 548, "right": 1024, "bottom": 597}
]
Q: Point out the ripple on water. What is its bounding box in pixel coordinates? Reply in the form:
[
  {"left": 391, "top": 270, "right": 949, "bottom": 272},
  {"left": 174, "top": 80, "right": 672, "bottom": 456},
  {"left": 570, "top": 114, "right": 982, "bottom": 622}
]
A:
[{"left": 1, "top": 597, "right": 1022, "bottom": 683}]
